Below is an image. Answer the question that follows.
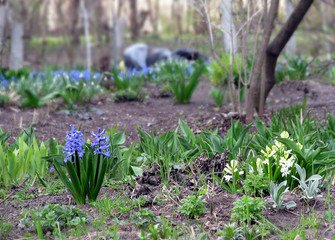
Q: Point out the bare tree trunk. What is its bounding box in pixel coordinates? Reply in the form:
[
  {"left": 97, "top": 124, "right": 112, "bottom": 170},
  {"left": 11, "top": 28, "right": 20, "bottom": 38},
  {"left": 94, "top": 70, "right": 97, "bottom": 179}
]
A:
[
  {"left": 111, "top": 0, "right": 125, "bottom": 67},
  {"left": 129, "top": 0, "right": 139, "bottom": 40},
  {"left": 69, "top": 0, "right": 80, "bottom": 66},
  {"left": 220, "top": 0, "right": 239, "bottom": 111},
  {"left": 80, "top": 0, "right": 91, "bottom": 69},
  {"left": 153, "top": 0, "right": 159, "bottom": 35},
  {"left": 0, "top": 0, "right": 7, "bottom": 45},
  {"left": 146, "top": 0, "right": 159, "bottom": 36},
  {"left": 220, "top": 0, "right": 237, "bottom": 54},
  {"left": 284, "top": 0, "right": 297, "bottom": 55},
  {"left": 0, "top": 0, "right": 8, "bottom": 66},
  {"left": 172, "top": 0, "right": 183, "bottom": 36},
  {"left": 246, "top": 0, "right": 279, "bottom": 122},
  {"left": 262, "top": 0, "right": 314, "bottom": 113},
  {"left": 9, "top": 21, "right": 24, "bottom": 69}
]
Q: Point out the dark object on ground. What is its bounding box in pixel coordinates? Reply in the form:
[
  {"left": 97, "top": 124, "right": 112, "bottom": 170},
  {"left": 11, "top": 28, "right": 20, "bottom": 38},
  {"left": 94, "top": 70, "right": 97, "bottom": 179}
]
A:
[
  {"left": 146, "top": 48, "right": 171, "bottom": 67},
  {"left": 123, "top": 43, "right": 171, "bottom": 70},
  {"left": 172, "top": 48, "right": 206, "bottom": 62},
  {"left": 123, "top": 43, "right": 206, "bottom": 70}
]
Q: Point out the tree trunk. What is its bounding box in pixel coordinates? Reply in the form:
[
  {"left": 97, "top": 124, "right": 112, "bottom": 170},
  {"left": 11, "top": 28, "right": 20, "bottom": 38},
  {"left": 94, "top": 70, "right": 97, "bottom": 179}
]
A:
[
  {"left": 147, "top": 0, "right": 160, "bottom": 36},
  {"left": 93, "top": 0, "right": 105, "bottom": 44},
  {"left": 68, "top": 0, "right": 80, "bottom": 66},
  {"left": 129, "top": 0, "right": 139, "bottom": 40},
  {"left": 111, "top": 0, "right": 125, "bottom": 67},
  {"left": 284, "top": 0, "right": 297, "bottom": 55},
  {"left": 9, "top": 21, "right": 24, "bottom": 69},
  {"left": 246, "top": 0, "right": 279, "bottom": 122},
  {"left": 220, "top": 0, "right": 237, "bottom": 54},
  {"left": 152, "top": 0, "right": 159, "bottom": 36},
  {"left": 172, "top": 0, "right": 183, "bottom": 36},
  {"left": 0, "top": 0, "right": 7, "bottom": 45},
  {"left": 80, "top": 0, "right": 91, "bottom": 69},
  {"left": 262, "top": 0, "right": 314, "bottom": 110}
]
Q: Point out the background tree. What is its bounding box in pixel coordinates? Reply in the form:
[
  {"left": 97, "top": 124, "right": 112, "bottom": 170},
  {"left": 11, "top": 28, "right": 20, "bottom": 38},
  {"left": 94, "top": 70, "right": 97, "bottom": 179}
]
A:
[
  {"left": 246, "top": 0, "right": 314, "bottom": 122},
  {"left": 0, "top": 0, "right": 8, "bottom": 65},
  {"left": 284, "top": 0, "right": 297, "bottom": 55},
  {"left": 8, "top": 0, "right": 27, "bottom": 69},
  {"left": 129, "top": 0, "right": 139, "bottom": 40}
]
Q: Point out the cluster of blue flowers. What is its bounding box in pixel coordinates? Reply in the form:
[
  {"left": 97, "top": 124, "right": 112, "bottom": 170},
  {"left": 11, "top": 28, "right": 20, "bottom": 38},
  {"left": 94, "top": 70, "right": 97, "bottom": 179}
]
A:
[
  {"left": 0, "top": 74, "right": 10, "bottom": 90},
  {"left": 62, "top": 125, "right": 110, "bottom": 162},
  {"left": 118, "top": 66, "right": 154, "bottom": 80},
  {"left": 63, "top": 125, "right": 86, "bottom": 162},
  {"left": 30, "top": 69, "right": 102, "bottom": 83},
  {"left": 91, "top": 128, "right": 110, "bottom": 158}
]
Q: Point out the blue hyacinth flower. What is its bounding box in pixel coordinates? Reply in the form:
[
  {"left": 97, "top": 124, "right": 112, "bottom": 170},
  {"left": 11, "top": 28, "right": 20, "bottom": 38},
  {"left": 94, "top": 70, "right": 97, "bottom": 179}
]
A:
[
  {"left": 91, "top": 128, "right": 110, "bottom": 158},
  {"left": 63, "top": 125, "right": 86, "bottom": 163}
]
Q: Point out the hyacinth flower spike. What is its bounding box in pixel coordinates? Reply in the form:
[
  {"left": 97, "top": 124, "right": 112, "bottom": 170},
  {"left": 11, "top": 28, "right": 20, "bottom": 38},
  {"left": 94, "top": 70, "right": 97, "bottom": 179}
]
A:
[
  {"left": 50, "top": 125, "right": 88, "bottom": 204},
  {"left": 48, "top": 126, "right": 111, "bottom": 204},
  {"left": 87, "top": 128, "right": 111, "bottom": 202}
]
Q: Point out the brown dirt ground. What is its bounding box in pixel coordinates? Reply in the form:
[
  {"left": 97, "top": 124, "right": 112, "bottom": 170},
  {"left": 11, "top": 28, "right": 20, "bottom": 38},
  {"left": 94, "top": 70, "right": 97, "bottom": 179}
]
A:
[
  {"left": 1, "top": 79, "right": 334, "bottom": 142},
  {"left": 1, "top": 79, "right": 335, "bottom": 239}
]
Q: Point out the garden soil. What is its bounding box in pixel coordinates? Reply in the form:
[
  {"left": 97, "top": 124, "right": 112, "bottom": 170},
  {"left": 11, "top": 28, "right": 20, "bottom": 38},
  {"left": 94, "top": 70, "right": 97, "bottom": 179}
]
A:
[{"left": 1, "top": 79, "right": 334, "bottom": 143}]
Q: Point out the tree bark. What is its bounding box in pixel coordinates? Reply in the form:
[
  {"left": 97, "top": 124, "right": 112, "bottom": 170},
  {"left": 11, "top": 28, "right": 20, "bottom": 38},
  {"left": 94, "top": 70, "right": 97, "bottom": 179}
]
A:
[
  {"left": 246, "top": 0, "right": 279, "bottom": 122},
  {"left": 220, "top": 0, "right": 237, "bottom": 54},
  {"left": 152, "top": 0, "right": 160, "bottom": 36},
  {"left": 262, "top": 0, "right": 314, "bottom": 110},
  {"left": 111, "top": 0, "right": 125, "bottom": 67},
  {"left": 68, "top": 0, "right": 80, "bottom": 66},
  {"left": 0, "top": 0, "right": 7, "bottom": 45},
  {"left": 80, "top": 0, "right": 91, "bottom": 69},
  {"left": 9, "top": 21, "right": 24, "bottom": 69},
  {"left": 129, "top": 0, "right": 139, "bottom": 40},
  {"left": 284, "top": 0, "right": 297, "bottom": 55},
  {"left": 172, "top": 0, "right": 183, "bottom": 36}
]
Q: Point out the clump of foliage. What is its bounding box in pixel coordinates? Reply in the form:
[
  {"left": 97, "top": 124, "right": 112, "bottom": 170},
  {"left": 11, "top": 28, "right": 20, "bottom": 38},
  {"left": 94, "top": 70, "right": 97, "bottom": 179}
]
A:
[
  {"left": 0, "top": 93, "right": 9, "bottom": 107},
  {"left": 270, "top": 180, "right": 289, "bottom": 210},
  {"left": 7, "top": 69, "right": 104, "bottom": 108},
  {"left": 218, "top": 196, "right": 271, "bottom": 239},
  {"left": 153, "top": 59, "right": 191, "bottom": 83},
  {"left": 243, "top": 172, "right": 269, "bottom": 197},
  {"left": 208, "top": 53, "right": 250, "bottom": 105},
  {"left": 293, "top": 164, "right": 322, "bottom": 201},
  {"left": 210, "top": 87, "right": 225, "bottom": 107},
  {"left": 140, "top": 218, "right": 183, "bottom": 240},
  {"left": 276, "top": 56, "right": 311, "bottom": 82},
  {"left": 0, "top": 128, "right": 49, "bottom": 187},
  {"left": 0, "top": 219, "right": 13, "bottom": 240},
  {"left": 209, "top": 53, "right": 246, "bottom": 86},
  {"left": 178, "top": 194, "right": 206, "bottom": 219},
  {"left": 47, "top": 126, "right": 111, "bottom": 204},
  {"left": 20, "top": 204, "right": 87, "bottom": 235},
  {"left": 111, "top": 68, "right": 146, "bottom": 102},
  {"left": 153, "top": 60, "right": 206, "bottom": 104},
  {"left": 113, "top": 89, "right": 146, "bottom": 102},
  {"left": 131, "top": 209, "right": 158, "bottom": 229},
  {"left": 93, "top": 195, "right": 147, "bottom": 217},
  {"left": 0, "top": 67, "right": 30, "bottom": 82},
  {"left": 231, "top": 195, "right": 265, "bottom": 225}
]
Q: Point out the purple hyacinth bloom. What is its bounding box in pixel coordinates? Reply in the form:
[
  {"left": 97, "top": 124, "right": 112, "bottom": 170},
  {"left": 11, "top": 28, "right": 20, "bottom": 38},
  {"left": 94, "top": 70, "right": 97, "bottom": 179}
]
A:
[
  {"left": 63, "top": 125, "right": 85, "bottom": 163},
  {"left": 91, "top": 128, "right": 110, "bottom": 158}
]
